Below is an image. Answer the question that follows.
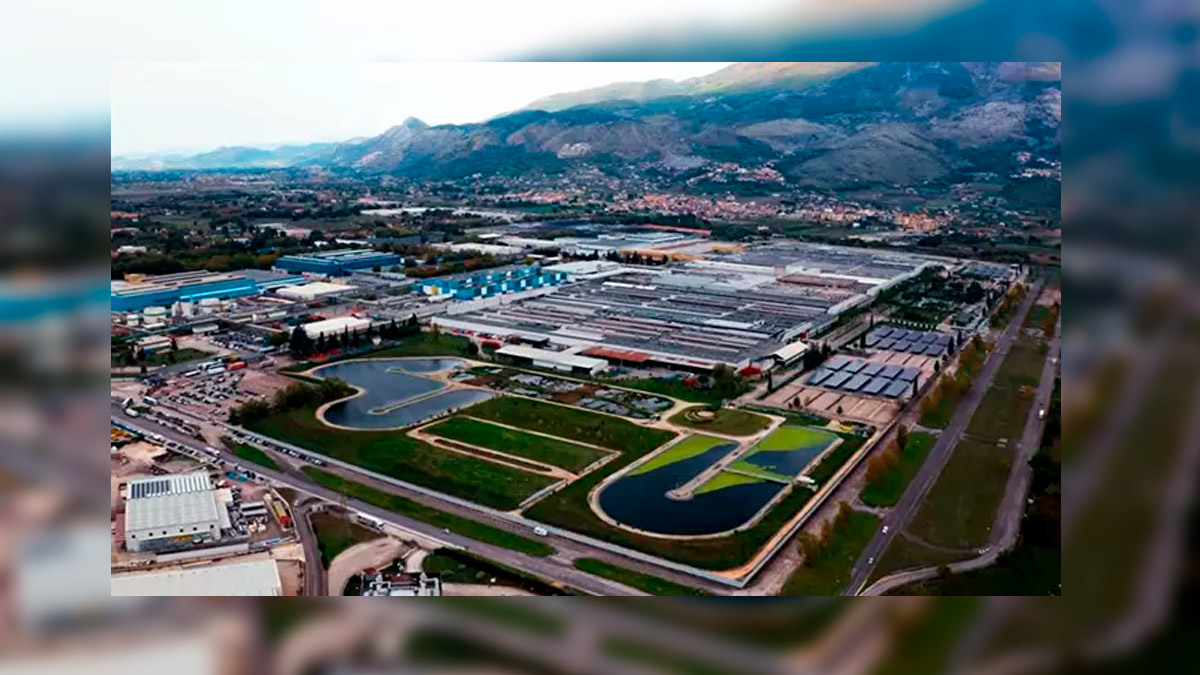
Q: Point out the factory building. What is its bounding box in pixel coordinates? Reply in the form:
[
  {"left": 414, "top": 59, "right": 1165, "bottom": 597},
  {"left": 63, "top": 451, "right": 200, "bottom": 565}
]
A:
[
  {"left": 494, "top": 344, "right": 609, "bottom": 376},
  {"left": 417, "top": 264, "right": 568, "bottom": 301},
  {"left": 274, "top": 281, "right": 357, "bottom": 302},
  {"left": 301, "top": 315, "right": 372, "bottom": 339},
  {"left": 110, "top": 269, "right": 305, "bottom": 312},
  {"left": 111, "top": 558, "right": 282, "bottom": 596},
  {"left": 123, "top": 472, "right": 228, "bottom": 553},
  {"left": 274, "top": 248, "right": 402, "bottom": 276}
]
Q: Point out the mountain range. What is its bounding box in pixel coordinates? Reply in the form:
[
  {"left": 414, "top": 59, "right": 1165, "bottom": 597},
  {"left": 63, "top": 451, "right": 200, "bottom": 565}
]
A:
[{"left": 111, "top": 62, "right": 1060, "bottom": 190}]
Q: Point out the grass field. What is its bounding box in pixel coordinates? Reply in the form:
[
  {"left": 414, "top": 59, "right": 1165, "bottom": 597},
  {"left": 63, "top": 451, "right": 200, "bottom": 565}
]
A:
[
  {"left": 145, "top": 347, "right": 210, "bottom": 367},
  {"left": 905, "top": 438, "right": 1014, "bottom": 548},
  {"left": 422, "top": 549, "right": 574, "bottom": 595},
  {"left": 860, "top": 432, "right": 935, "bottom": 507},
  {"left": 754, "top": 425, "right": 837, "bottom": 452},
  {"left": 780, "top": 511, "right": 880, "bottom": 595},
  {"left": 694, "top": 471, "right": 767, "bottom": 495},
  {"left": 369, "top": 332, "right": 475, "bottom": 358},
  {"left": 463, "top": 396, "right": 676, "bottom": 454},
  {"left": 308, "top": 510, "right": 380, "bottom": 568},
  {"left": 668, "top": 406, "right": 771, "bottom": 436},
  {"left": 302, "top": 468, "right": 554, "bottom": 556},
  {"left": 228, "top": 443, "right": 281, "bottom": 471},
  {"left": 524, "top": 431, "right": 867, "bottom": 570},
  {"left": 869, "top": 535, "right": 972, "bottom": 583},
  {"left": 629, "top": 434, "right": 728, "bottom": 476},
  {"left": 573, "top": 558, "right": 707, "bottom": 596},
  {"left": 247, "top": 406, "right": 557, "bottom": 510},
  {"left": 424, "top": 416, "right": 609, "bottom": 473}
]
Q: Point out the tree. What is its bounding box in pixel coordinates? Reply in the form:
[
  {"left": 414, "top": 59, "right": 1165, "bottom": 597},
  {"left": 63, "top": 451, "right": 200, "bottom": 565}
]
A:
[
  {"left": 288, "top": 326, "right": 313, "bottom": 357},
  {"left": 315, "top": 332, "right": 327, "bottom": 353},
  {"left": 796, "top": 531, "right": 823, "bottom": 563},
  {"left": 896, "top": 424, "right": 909, "bottom": 452}
]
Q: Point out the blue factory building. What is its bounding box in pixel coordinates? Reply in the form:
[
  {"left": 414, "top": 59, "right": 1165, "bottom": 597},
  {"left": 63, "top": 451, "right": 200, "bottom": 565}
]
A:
[
  {"left": 110, "top": 270, "right": 305, "bottom": 312},
  {"left": 418, "top": 264, "right": 568, "bottom": 301},
  {"left": 274, "top": 248, "right": 402, "bottom": 276}
]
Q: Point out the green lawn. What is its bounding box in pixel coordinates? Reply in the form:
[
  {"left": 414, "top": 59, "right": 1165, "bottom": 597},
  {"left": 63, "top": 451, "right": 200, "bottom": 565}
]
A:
[
  {"left": 247, "top": 406, "right": 556, "bottom": 510},
  {"left": 629, "top": 434, "right": 729, "bottom": 476},
  {"left": 146, "top": 347, "right": 210, "bottom": 367},
  {"left": 463, "top": 396, "right": 676, "bottom": 454},
  {"left": 694, "top": 471, "right": 767, "bottom": 495},
  {"left": 302, "top": 468, "right": 554, "bottom": 556},
  {"left": 573, "top": 558, "right": 707, "bottom": 596},
  {"left": 905, "top": 438, "right": 1013, "bottom": 548},
  {"left": 422, "top": 550, "right": 574, "bottom": 596},
  {"left": 860, "top": 433, "right": 935, "bottom": 507},
  {"left": 780, "top": 511, "right": 880, "bottom": 595},
  {"left": 369, "top": 332, "right": 475, "bottom": 358},
  {"left": 424, "top": 416, "right": 609, "bottom": 473},
  {"left": 308, "top": 510, "right": 381, "bottom": 568},
  {"left": 870, "top": 536, "right": 972, "bottom": 583},
  {"left": 524, "top": 432, "right": 867, "bottom": 570},
  {"left": 668, "top": 406, "right": 771, "bottom": 436},
  {"left": 228, "top": 442, "right": 281, "bottom": 471},
  {"left": 754, "top": 425, "right": 838, "bottom": 452}
]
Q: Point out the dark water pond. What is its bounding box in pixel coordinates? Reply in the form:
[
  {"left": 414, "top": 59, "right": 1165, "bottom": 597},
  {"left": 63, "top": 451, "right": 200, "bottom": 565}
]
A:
[
  {"left": 597, "top": 442, "right": 785, "bottom": 536},
  {"left": 311, "top": 358, "right": 493, "bottom": 429}
]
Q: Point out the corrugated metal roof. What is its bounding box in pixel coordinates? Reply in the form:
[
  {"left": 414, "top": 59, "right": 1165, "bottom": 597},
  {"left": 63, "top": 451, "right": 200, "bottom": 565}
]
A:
[
  {"left": 125, "top": 490, "right": 221, "bottom": 535},
  {"left": 127, "top": 472, "right": 211, "bottom": 499}
]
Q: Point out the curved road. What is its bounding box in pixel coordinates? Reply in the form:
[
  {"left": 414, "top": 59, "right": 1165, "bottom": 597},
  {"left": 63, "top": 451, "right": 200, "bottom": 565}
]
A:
[{"left": 112, "top": 403, "right": 649, "bottom": 596}]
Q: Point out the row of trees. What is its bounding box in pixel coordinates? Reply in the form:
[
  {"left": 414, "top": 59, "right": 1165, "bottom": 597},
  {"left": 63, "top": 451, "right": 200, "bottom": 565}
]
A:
[
  {"left": 865, "top": 425, "right": 910, "bottom": 485},
  {"left": 229, "top": 378, "right": 355, "bottom": 425},
  {"left": 287, "top": 316, "right": 420, "bottom": 358},
  {"left": 1040, "top": 301, "right": 1060, "bottom": 338},
  {"left": 795, "top": 501, "right": 855, "bottom": 564}
]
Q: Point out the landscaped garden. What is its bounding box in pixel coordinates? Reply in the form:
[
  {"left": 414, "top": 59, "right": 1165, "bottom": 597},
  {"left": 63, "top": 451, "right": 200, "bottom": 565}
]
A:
[
  {"left": 423, "top": 416, "right": 609, "bottom": 473},
  {"left": 668, "top": 405, "right": 772, "bottom": 436}
]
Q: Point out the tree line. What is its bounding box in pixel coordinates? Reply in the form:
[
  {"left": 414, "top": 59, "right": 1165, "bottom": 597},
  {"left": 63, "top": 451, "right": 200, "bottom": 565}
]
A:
[{"left": 229, "top": 378, "right": 355, "bottom": 425}]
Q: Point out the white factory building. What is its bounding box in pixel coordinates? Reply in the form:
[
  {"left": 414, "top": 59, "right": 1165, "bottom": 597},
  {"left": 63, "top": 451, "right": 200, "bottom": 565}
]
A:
[
  {"left": 123, "top": 472, "right": 228, "bottom": 553},
  {"left": 301, "top": 315, "right": 372, "bottom": 339},
  {"left": 494, "top": 344, "right": 609, "bottom": 376},
  {"left": 111, "top": 558, "right": 282, "bottom": 596},
  {"left": 275, "top": 281, "right": 357, "bottom": 302}
]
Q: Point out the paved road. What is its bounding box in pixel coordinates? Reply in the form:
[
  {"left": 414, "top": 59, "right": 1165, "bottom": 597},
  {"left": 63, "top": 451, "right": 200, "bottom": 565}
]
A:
[
  {"left": 292, "top": 499, "right": 327, "bottom": 596},
  {"left": 842, "top": 281, "right": 1044, "bottom": 595},
  {"left": 112, "top": 404, "right": 647, "bottom": 596}
]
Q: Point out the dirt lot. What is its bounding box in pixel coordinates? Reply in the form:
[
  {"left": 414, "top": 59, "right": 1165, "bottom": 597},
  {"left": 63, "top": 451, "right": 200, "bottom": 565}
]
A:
[
  {"left": 277, "top": 559, "right": 304, "bottom": 596},
  {"left": 327, "top": 537, "right": 412, "bottom": 596},
  {"left": 442, "top": 583, "right": 536, "bottom": 596}
]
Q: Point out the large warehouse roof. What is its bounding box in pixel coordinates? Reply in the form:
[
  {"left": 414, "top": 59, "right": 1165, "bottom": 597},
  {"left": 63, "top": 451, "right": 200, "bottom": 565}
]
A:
[
  {"left": 495, "top": 345, "right": 608, "bottom": 371},
  {"left": 111, "top": 558, "right": 282, "bottom": 596},
  {"left": 302, "top": 315, "right": 371, "bottom": 338},
  {"left": 125, "top": 490, "right": 223, "bottom": 534},
  {"left": 126, "top": 472, "right": 212, "bottom": 500}
]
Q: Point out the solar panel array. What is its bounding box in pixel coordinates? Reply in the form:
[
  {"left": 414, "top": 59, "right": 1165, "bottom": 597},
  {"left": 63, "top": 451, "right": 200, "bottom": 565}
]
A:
[
  {"left": 865, "top": 327, "right": 951, "bottom": 356},
  {"left": 806, "top": 357, "right": 921, "bottom": 399}
]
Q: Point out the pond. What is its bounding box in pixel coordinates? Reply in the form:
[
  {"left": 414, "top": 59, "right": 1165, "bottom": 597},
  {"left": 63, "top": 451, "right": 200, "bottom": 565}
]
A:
[
  {"left": 596, "top": 440, "right": 785, "bottom": 537},
  {"left": 310, "top": 358, "right": 494, "bottom": 429}
]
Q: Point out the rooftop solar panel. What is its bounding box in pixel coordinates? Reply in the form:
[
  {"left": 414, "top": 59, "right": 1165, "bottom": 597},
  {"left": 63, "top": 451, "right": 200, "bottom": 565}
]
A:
[
  {"left": 878, "top": 338, "right": 897, "bottom": 350},
  {"left": 897, "top": 367, "right": 920, "bottom": 381},
  {"left": 880, "top": 364, "right": 903, "bottom": 378},
  {"left": 915, "top": 333, "right": 936, "bottom": 344},
  {"left": 843, "top": 374, "right": 871, "bottom": 391},
  {"left": 922, "top": 343, "right": 945, "bottom": 356},
  {"left": 842, "top": 358, "right": 866, "bottom": 374},
  {"left": 861, "top": 361, "right": 886, "bottom": 376},
  {"left": 806, "top": 369, "right": 833, "bottom": 385},
  {"left": 865, "top": 335, "right": 881, "bottom": 348},
  {"left": 864, "top": 376, "right": 890, "bottom": 395},
  {"left": 883, "top": 381, "right": 910, "bottom": 398},
  {"left": 874, "top": 326, "right": 894, "bottom": 338},
  {"left": 825, "top": 355, "right": 852, "bottom": 371},
  {"left": 893, "top": 340, "right": 914, "bottom": 352},
  {"left": 824, "top": 371, "right": 852, "bottom": 389},
  {"left": 932, "top": 335, "right": 951, "bottom": 345}
]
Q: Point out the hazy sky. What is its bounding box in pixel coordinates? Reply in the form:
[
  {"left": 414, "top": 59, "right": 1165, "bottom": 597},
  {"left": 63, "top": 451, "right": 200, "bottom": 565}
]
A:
[{"left": 110, "top": 62, "right": 731, "bottom": 157}]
